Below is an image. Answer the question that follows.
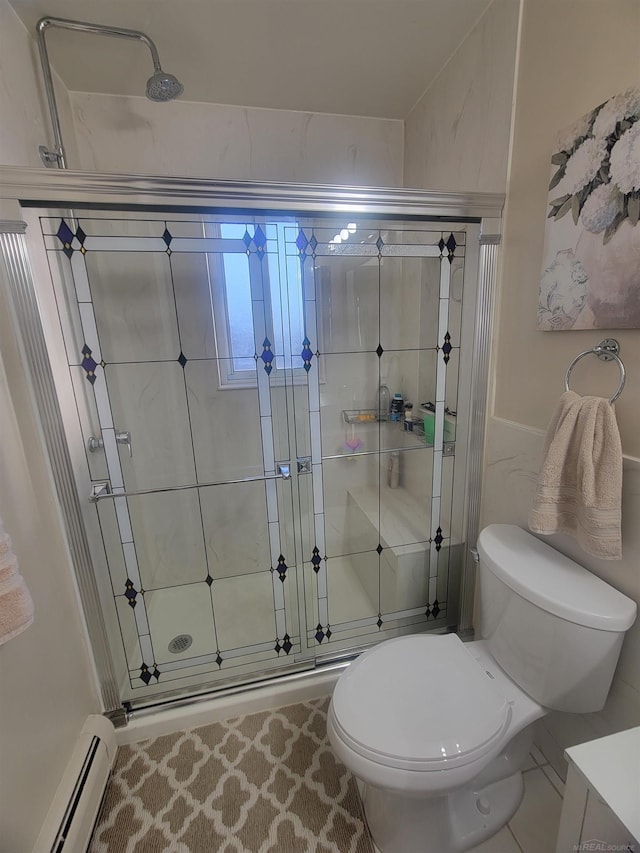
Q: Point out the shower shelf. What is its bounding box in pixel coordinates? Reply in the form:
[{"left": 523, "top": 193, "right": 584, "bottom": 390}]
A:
[{"left": 342, "top": 409, "right": 384, "bottom": 424}]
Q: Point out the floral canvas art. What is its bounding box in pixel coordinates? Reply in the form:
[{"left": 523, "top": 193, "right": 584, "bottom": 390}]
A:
[{"left": 539, "top": 87, "right": 640, "bottom": 330}]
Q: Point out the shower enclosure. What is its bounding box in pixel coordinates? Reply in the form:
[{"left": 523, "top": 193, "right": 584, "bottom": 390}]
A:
[{"left": 1, "top": 173, "right": 501, "bottom": 719}]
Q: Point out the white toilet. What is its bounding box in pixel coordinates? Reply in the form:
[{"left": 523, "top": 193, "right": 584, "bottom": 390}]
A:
[{"left": 327, "top": 524, "right": 637, "bottom": 853}]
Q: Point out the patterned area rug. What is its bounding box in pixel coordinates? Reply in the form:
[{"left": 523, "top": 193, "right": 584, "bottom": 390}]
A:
[{"left": 90, "top": 697, "right": 374, "bottom": 853}]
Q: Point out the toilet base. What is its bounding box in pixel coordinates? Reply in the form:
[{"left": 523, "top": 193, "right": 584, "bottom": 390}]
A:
[{"left": 363, "top": 770, "right": 525, "bottom": 853}]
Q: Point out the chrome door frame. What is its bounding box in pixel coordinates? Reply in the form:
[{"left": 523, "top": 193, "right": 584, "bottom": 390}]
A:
[{"left": 0, "top": 168, "right": 503, "bottom": 718}]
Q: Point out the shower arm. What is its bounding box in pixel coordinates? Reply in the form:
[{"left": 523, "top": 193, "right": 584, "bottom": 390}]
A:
[{"left": 36, "top": 16, "right": 164, "bottom": 169}]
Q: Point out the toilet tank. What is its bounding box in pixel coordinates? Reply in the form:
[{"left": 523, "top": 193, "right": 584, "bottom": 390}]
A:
[{"left": 477, "top": 525, "right": 636, "bottom": 713}]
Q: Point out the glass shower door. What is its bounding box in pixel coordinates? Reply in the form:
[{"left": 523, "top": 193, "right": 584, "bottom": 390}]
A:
[
  {"left": 38, "top": 208, "right": 476, "bottom": 707},
  {"left": 292, "top": 221, "right": 471, "bottom": 657},
  {"left": 41, "top": 212, "right": 313, "bottom": 702}
]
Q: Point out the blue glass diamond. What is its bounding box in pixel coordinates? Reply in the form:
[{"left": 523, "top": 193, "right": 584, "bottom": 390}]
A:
[
  {"left": 81, "top": 344, "right": 98, "bottom": 385},
  {"left": 296, "top": 230, "right": 308, "bottom": 253},
  {"left": 243, "top": 229, "right": 253, "bottom": 249},
  {"left": 309, "top": 235, "right": 318, "bottom": 252},
  {"left": 57, "top": 219, "right": 74, "bottom": 246},
  {"left": 56, "top": 218, "right": 75, "bottom": 258},
  {"left": 301, "top": 337, "right": 313, "bottom": 372},
  {"left": 254, "top": 225, "right": 267, "bottom": 253}
]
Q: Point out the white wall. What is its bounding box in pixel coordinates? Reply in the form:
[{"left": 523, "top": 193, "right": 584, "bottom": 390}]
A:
[
  {"left": 404, "top": 0, "right": 520, "bottom": 192},
  {"left": 69, "top": 92, "right": 404, "bottom": 186},
  {"left": 0, "top": 3, "right": 99, "bottom": 851},
  {"left": 484, "top": 0, "right": 640, "bottom": 778}
]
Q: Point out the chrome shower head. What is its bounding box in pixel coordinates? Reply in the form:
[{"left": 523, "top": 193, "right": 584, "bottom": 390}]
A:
[{"left": 146, "top": 70, "right": 184, "bottom": 102}]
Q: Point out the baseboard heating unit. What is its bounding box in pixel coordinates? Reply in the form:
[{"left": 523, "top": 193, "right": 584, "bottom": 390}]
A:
[{"left": 33, "top": 715, "right": 117, "bottom": 853}]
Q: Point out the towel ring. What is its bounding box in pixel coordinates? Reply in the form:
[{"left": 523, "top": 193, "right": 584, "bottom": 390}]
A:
[{"left": 564, "top": 338, "right": 626, "bottom": 404}]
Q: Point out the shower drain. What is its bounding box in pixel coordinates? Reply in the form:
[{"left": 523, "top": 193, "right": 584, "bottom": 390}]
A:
[{"left": 168, "top": 634, "right": 193, "bottom": 654}]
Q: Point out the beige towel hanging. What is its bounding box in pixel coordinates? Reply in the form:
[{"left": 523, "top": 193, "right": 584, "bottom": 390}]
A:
[{"left": 529, "top": 390, "right": 622, "bottom": 560}]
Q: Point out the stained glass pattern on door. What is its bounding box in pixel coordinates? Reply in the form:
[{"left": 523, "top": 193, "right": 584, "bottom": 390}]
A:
[{"left": 40, "top": 211, "right": 471, "bottom": 701}]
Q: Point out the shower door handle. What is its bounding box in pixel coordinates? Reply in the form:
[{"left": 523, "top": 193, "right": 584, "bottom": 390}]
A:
[
  {"left": 87, "top": 429, "right": 132, "bottom": 457},
  {"left": 116, "top": 430, "right": 132, "bottom": 457}
]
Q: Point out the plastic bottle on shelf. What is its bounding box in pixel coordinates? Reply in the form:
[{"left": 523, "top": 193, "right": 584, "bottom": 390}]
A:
[
  {"left": 377, "top": 384, "right": 390, "bottom": 421},
  {"left": 403, "top": 402, "right": 414, "bottom": 430},
  {"left": 389, "top": 392, "right": 404, "bottom": 422}
]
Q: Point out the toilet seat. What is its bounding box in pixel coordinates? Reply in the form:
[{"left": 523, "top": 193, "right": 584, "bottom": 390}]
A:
[{"left": 330, "top": 634, "right": 512, "bottom": 772}]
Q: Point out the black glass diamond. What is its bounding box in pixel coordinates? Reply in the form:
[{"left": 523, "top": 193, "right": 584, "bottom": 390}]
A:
[
  {"left": 446, "top": 233, "right": 457, "bottom": 253},
  {"left": 376, "top": 236, "right": 384, "bottom": 253},
  {"left": 124, "top": 579, "right": 138, "bottom": 608},
  {"left": 376, "top": 544, "right": 383, "bottom": 555},
  {"left": 140, "top": 664, "right": 151, "bottom": 685},
  {"left": 275, "top": 640, "right": 282, "bottom": 654},
  {"left": 377, "top": 616, "right": 383, "bottom": 628},
  {"left": 426, "top": 605, "right": 432, "bottom": 618},
  {"left": 75, "top": 225, "right": 87, "bottom": 245},
  {"left": 442, "top": 332, "right": 452, "bottom": 364},
  {"left": 277, "top": 554, "right": 287, "bottom": 582},
  {"left": 376, "top": 344, "right": 384, "bottom": 358},
  {"left": 205, "top": 575, "right": 213, "bottom": 586},
  {"left": 309, "top": 235, "right": 318, "bottom": 253},
  {"left": 162, "top": 227, "right": 172, "bottom": 248},
  {"left": 177, "top": 351, "right": 188, "bottom": 368},
  {"left": 325, "top": 627, "right": 332, "bottom": 640},
  {"left": 282, "top": 634, "right": 292, "bottom": 654},
  {"left": 215, "top": 653, "right": 223, "bottom": 666},
  {"left": 432, "top": 600, "right": 441, "bottom": 619},
  {"left": 434, "top": 527, "right": 444, "bottom": 551},
  {"left": 311, "top": 546, "right": 322, "bottom": 573},
  {"left": 315, "top": 623, "right": 325, "bottom": 644},
  {"left": 438, "top": 237, "right": 446, "bottom": 253},
  {"left": 152, "top": 667, "right": 161, "bottom": 681}
]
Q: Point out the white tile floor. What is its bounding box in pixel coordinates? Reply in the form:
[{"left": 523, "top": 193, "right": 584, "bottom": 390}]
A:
[{"left": 468, "top": 747, "right": 564, "bottom": 853}]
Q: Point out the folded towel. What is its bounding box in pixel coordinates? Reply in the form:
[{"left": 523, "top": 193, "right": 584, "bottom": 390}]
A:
[
  {"left": 0, "top": 519, "right": 34, "bottom": 645},
  {"left": 528, "top": 390, "right": 622, "bottom": 560}
]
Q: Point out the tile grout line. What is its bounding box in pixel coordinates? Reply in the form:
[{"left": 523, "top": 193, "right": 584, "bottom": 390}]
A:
[{"left": 505, "top": 823, "right": 525, "bottom": 853}]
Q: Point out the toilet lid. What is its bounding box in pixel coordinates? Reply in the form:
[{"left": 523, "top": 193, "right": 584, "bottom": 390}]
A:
[{"left": 331, "top": 634, "right": 512, "bottom": 771}]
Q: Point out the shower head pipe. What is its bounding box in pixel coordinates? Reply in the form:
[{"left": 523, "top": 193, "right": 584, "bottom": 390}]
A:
[{"left": 36, "top": 16, "right": 179, "bottom": 169}]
